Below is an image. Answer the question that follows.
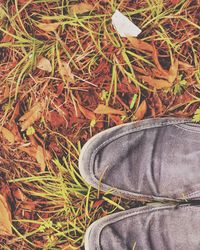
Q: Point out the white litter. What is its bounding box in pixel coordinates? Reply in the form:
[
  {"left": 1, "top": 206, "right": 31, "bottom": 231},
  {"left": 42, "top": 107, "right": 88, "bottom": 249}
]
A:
[{"left": 111, "top": 10, "right": 142, "bottom": 37}]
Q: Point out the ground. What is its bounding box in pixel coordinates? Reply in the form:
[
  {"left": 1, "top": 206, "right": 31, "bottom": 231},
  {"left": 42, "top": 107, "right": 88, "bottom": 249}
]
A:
[{"left": 0, "top": 0, "right": 199, "bottom": 249}]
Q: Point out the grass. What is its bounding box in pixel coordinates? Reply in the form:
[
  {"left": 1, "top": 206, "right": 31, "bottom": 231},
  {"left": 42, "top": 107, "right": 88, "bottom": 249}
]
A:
[{"left": 0, "top": 0, "right": 199, "bottom": 249}]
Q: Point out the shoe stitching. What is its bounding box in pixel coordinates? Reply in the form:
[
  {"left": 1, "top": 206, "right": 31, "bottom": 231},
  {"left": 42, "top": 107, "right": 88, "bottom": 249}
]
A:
[{"left": 175, "top": 123, "right": 200, "bottom": 133}]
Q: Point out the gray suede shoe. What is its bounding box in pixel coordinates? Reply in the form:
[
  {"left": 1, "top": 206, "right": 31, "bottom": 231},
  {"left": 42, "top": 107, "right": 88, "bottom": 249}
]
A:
[
  {"left": 79, "top": 117, "right": 200, "bottom": 201},
  {"left": 84, "top": 204, "right": 200, "bottom": 250}
]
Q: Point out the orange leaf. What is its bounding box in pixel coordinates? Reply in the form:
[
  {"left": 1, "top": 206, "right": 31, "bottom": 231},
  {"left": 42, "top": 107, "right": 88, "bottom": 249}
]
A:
[
  {"left": 0, "top": 127, "right": 15, "bottom": 144},
  {"left": 134, "top": 100, "right": 147, "bottom": 120},
  {"left": 0, "top": 194, "right": 12, "bottom": 235},
  {"left": 94, "top": 104, "right": 126, "bottom": 116},
  {"left": 127, "top": 37, "right": 154, "bottom": 53},
  {"left": 69, "top": 3, "right": 94, "bottom": 15},
  {"left": 141, "top": 76, "right": 172, "bottom": 89},
  {"left": 78, "top": 104, "right": 96, "bottom": 120}
]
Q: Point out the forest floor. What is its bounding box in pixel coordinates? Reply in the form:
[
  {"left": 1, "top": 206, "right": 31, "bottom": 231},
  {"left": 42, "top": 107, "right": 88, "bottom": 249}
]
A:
[{"left": 0, "top": 0, "right": 199, "bottom": 249}]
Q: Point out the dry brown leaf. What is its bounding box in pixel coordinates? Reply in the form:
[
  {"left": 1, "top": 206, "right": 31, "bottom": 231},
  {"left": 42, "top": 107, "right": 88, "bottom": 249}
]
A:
[
  {"left": 47, "top": 111, "right": 68, "bottom": 128},
  {"left": 151, "top": 68, "right": 169, "bottom": 80},
  {"left": 94, "top": 104, "right": 126, "bottom": 116},
  {"left": 152, "top": 46, "right": 168, "bottom": 76},
  {"left": 127, "top": 37, "right": 154, "bottom": 53},
  {"left": 69, "top": 3, "right": 94, "bottom": 14},
  {"left": 141, "top": 76, "right": 172, "bottom": 89},
  {"left": 168, "top": 59, "right": 179, "bottom": 83},
  {"left": 78, "top": 104, "right": 96, "bottom": 120},
  {"left": 132, "top": 65, "right": 148, "bottom": 75},
  {"left": 0, "top": 194, "right": 12, "bottom": 235},
  {"left": 37, "top": 57, "right": 52, "bottom": 72},
  {"left": 35, "top": 146, "right": 46, "bottom": 172},
  {"left": 110, "top": 114, "right": 123, "bottom": 125},
  {"left": 170, "top": 0, "right": 180, "bottom": 4},
  {"left": 19, "top": 144, "right": 50, "bottom": 172},
  {"left": 179, "top": 61, "right": 193, "bottom": 70},
  {"left": 37, "top": 22, "right": 60, "bottom": 32},
  {"left": 0, "top": 127, "right": 15, "bottom": 144},
  {"left": 60, "top": 61, "right": 74, "bottom": 82},
  {"left": 19, "top": 102, "right": 45, "bottom": 131},
  {"left": 134, "top": 100, "right": 147, "bottom": 120},
  {"left": 14, "top": 189, "right": 26, "bottom": 201}
]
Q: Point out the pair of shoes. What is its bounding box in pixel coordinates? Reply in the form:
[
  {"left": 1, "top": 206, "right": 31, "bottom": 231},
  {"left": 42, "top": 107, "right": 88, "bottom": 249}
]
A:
[{"left": 79, "top": 117, "right": 200, "bottom": 250}]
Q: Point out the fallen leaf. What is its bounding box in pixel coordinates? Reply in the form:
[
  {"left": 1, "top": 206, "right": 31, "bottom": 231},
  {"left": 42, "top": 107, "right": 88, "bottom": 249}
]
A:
[
  {"left": 94, "top": 104, "right": 126, "bottom": 116},
  {"left": 78, "top": 104, "right": 96, "bottom": 120},
  {"left": 37, "top": 57, "right": 52, "bottom": 72},
  {"left": 59, "top": 61, "right": 74, "bottom": 82},
  {"left": 3, "top": 85, "right": 10, "bottom": 99},
  {"left": 112, "top": 10, "right": 141, "bottom": 37},
  {"left": 151, "top": 68, "right": 169, "bottom": 79},
  {"left": 19, "top": 102, "right": 45, "bottom": 131},
  {"left": 35, "top": 146, "right": 46, "bottom": 172},
  {"left": 0, "top": 194, "right": 12, "bottom": 235},
  {"left": 19, "top": 144, "right": 51, "bottom": 172},
  {"left": 110, "top": 114, "right": 123, "bottom": 125},
  {"left": 13, "top": 189, "right": 26, "bottom": 201},
  {"left": 133, "top": 65, "right": 148, "bottom": 75},
  {"left": 69, "top": 3, "right": 94, "bottom": 15},
  {"left": 93, "top": 200, "right": 104, "bottom": 208},
  {"left": 168, "top": 59, "right": 179, "bottom": 83},
  {"left": 37, "top": 22, "right": 60, "bottom": 32},
  {"left": 171, "top": 0, "right": 180, "bottom": 4},
  {"left": 134, "top": 100, "right": 147, "bottom": 120},
  {"left": 179, "top": 61, "right": 193, "bottom": 70},
  {"left": 127, "top": 37, "right": 153, "bottom": 52},
  {"left": 47, "top": 111, "right": 68, "bottom": 128},
  {"left": 0, "top": 127, "right": 15, "bottom": 144},
  {"left": 1, "top": 27, "right": 14, "bottom": 42},
  {"left": 141, "top": 76, "right": 172, "bottom": 89},
  {"left": 56, "top": 82, "right": 64, "bottom": 96},
  {"left": 152, "top": 46, "right": 168, "bottom": 77}
]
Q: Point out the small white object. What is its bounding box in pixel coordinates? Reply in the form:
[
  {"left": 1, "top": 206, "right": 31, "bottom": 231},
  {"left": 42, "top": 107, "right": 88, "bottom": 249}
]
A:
[{"left": 111, "top": 10, "right": 142, "bottom": 37}]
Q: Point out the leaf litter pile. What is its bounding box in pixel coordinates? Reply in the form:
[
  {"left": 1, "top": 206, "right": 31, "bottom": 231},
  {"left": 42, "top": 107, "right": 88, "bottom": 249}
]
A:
[{"left": 0, "top": 0, "right": 199, "bottom": 249}]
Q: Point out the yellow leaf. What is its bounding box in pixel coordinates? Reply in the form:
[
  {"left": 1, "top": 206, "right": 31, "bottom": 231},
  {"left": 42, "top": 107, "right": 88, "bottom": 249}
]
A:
[
  {"left": 19, "top": 102, "right": 45, "bottom": 131},
  {"left": 94, "top": 104, "right": 126, "bottom": 116},
  {"left": 0, "top": 127, "right": 15, "bottom": 144},
  {"left": 141, "top": 75, "right": 172, "bottom": 89},
  {"left": 59, "top": 61, "right": 74, "bottom": 82},
  {"left": 35, "top": 146, "right": 46, "bottom": 172},
  {"left": 134, "top": 100, "right": 147, "bottom": 120},
  {"left": 37, "top": 22, "right": 60, "bottom": 32},
  {"left": 37, "top": 57, "right": 52, "bottom": 72},
  {"left": 0, "top": 194, "right": 12, "bottom": 235},
  {"left": 127, "top": 37, "right": 153, "bottom": 53},
  {"left": 69, "top": 3, "right": 94, "bottom": 15}
]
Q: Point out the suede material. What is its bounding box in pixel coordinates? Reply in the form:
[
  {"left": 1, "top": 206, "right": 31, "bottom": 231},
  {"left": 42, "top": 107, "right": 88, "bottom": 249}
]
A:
[
  {"left": 79, "top": 118, "right": 200, "bottom": 200},
  {"left": 93, "top": 124, "right": 200, "bottom": 199},
  {"left": 86, "top": 205, "right": 200, "bottom": 250}
]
